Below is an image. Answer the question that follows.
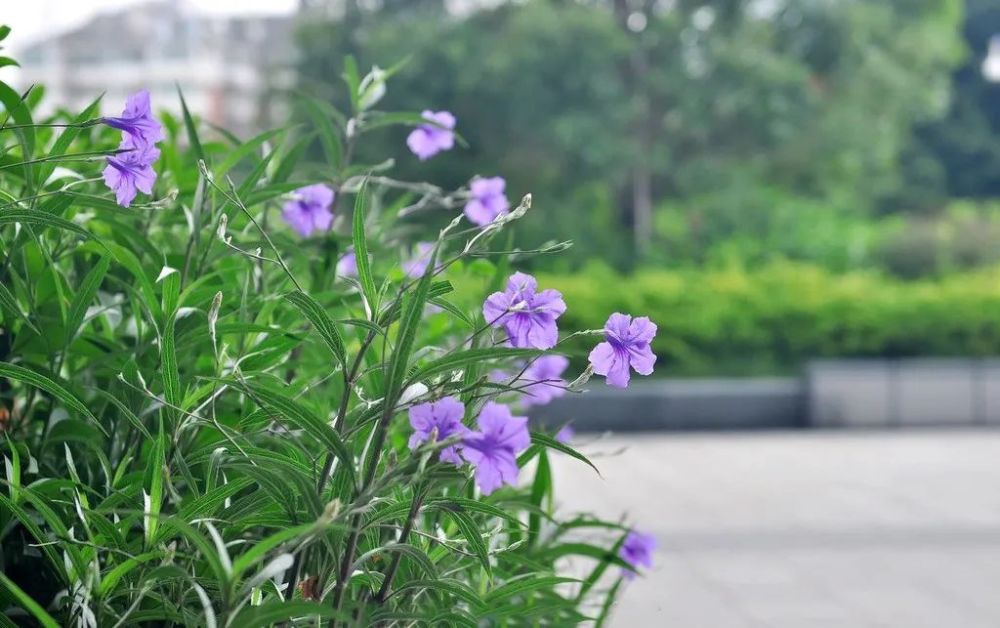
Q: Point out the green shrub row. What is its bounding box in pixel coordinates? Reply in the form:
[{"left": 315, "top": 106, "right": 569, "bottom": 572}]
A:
[{"left": 543, "top": 261, "right": 1000, "bottom": 376}]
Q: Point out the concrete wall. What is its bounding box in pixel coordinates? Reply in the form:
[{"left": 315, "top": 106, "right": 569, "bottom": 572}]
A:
[
  {"left": 532, "top": 378, "right": 803, "bottom": 432},
  {"left": 537, "top": 360, "right": 1000, "bottom": 432},
  {"left": 807, "top": 359, "right": 1000, "bottom": 428}
]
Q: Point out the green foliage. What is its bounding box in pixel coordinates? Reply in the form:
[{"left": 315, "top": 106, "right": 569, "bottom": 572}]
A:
[
  {"left": 0, "top": 42, "right": 633, "bottom": 626},
  {"left": 297, "top": 0, "right": 964, "bottom": 268},
  {"left": 547, "top": 260, "right": 1000, "bottom": 376}
]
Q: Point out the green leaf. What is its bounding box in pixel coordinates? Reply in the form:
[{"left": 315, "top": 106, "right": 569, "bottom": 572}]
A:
[
  {"left": 214, "top": 127, "right": 283, "bottom": 179},
  {"left": 528, "top": 450, "right": 551, "bottom": 545},
  {"left": 371, "top": 543, "right": 437, "bottom": 579},
  {"left": 382, "top": 242, "right": 438, "bottom": 413},
  {"left": 299, "top": 96, "right": 343, "bottom": 169},
  {"left": 447, "top": 509, "right": 491, "bottom": 578},
  {"left": 485, "top": 575, "right": 578, "bottom": 604},
  {"left": 159, "top": 518, "right": 229, "bottom": 584},
  {"left": 160, "top": 316, "right": 181, "bottom": 414},
  {"left": 285, "top": 290, "right": 347, "bottom": 370},
  {"left": 395, "top": 579, "right": 484, "bottom": 611},
  {"left": 145, "top": 419, "right": 166, "bottom": 545},
  {"left": 237, "top": 381, "right": 355, "bottom": 487},
  {"left": 97, "top": 551, "right": 161, "bottom": 597},
  {"left": 36, "top": 96, "right": 102, "bottom": 186},
  {"left": 172, "top": 477, "right": 253, "bottom": 529},
  {"left": 577, "top": 533, "right": 628, "bottom": 602},
  {"left": 230, "top": 522, "right": 314, "bottom": 580},
  {"left": 0, "top": 572, "right": 59, "bottom": 628},
  {"left": 409, "top": 347, "right": 540, "bottom": 384},
  {"left": 426, "top": 497, "right": 523, "bottom": 526},
  {"left": 176, "top": 85, "right": 205, "bottom": 163},
  {"left": 537, "top": 542, "right": 631, "bottom": 569},
  {"left": 0, "top": 209, "right": 94, "bottom": 240},
  {"left": 231, "top": 601, "right": 349, "bottom": 627},
  {"left": 352, "top": 178, "right": 378, "bottom": 318},
  {"left": 0, "top": 494, "right": 66, "bottom": 580},
  {"left": 65, "top": 255, "right": 109, "bottom": 343},
  {"left": 0, "top": 81, "right": 35, "bottom": 157},
  {"left": 376, "top": 280, "right": 453, "bottom": 327},
  {"left": 0, "top": 280, "right": 38, "bottom": 334},
  {"left": 0, "top": 362, "right": 106, "bottom": 435},
  {"left": 95, "top": 389, "right": 152, "bottom": 440},
  {"left": 531, "top": 432, "right": 601, "bottom": 477},
  {"left": 343, "top": 55, "right": 361, "bottom": 113}
]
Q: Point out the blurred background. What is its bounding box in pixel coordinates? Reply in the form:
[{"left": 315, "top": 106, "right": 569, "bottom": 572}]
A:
[{"left": 6, "top": 0, "right": 1000, "bottom": 625}]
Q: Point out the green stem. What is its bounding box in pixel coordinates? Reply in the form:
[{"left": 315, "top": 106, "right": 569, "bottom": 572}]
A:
[{"left": 374, "top": 486, "right": 425, "bottom": 603}]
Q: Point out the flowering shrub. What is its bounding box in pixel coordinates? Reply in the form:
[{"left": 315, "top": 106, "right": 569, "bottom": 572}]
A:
[{"left": 0, "top": 29, "right": 655, "bottom": 626}]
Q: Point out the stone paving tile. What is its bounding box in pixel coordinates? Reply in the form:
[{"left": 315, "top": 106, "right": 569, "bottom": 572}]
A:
[{"left": 551, "top": 429, "right": 1000, "bottom": 628}]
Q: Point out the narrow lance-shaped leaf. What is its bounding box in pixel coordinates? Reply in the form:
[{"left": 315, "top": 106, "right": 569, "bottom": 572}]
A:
[
  {"left": 145, "top": 418, "right": 167, "bottom": 546},
  {"left": 447, "top": 509, "right": 492, "bottom": 578},
  {"left": 352, "top": 178, "right": 379, "bottom": 319},
  {"left": 65, "top": 255, "right": 109, "bottom": 344},
  {"left": 0, "top": 280, "right": 39, "bottom": 335},
  {"left": 285, "top": 290, "right": 347, "bottom": 370},
  {"left": 0, "top": 362, "right": 106, "bottom": 435},
  {"left": 177, "top": 85, "right": 206, "bottom": 162},
  {"left": 0, "top": 209, "right": 94, "bottom": 240},
  {"left": 0, "top": 573, "right": 59, "bottom": 628}
]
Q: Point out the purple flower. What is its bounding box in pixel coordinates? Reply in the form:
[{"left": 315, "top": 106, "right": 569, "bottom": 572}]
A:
[
  {"left": 518, "top": 355, "right": 569, "bottom": 407},
  {"left": 406, "top": 110, "right": 456, "bottom": 161},
  {"left": 403, "top": 242, "right": 436, "bottom": 279},
  {"left": 102, "top": 142, "right": 159, "bottom": 207},
  {"left": 101, "top": 90, "right": 164, "bottom": 149},
  {"left": 483, "top": 272, "right": 566, "bottom": 350},
  {"left": 464, "top": 176, "right": 510, "bottom": 226},
  {"left": 408, "top": 396, "right": 468, "bottom": 465},
  {"left": 619, "top": 529, "right": 656, "bottom": 579},
  {"left": 282, "top": 184, "right": 335, "bottom": 238},
  {"left": 588, "top": 313, "right": 657, "bottom": 388},
  {"left": 461, "top": 402, "right": 530, "bottom": 495},
  {"left": 337, "top": 249, "right": 357, "bottom": 278},
  {"left": 555, "top": 424, "right": 575, "bottom": 444}
]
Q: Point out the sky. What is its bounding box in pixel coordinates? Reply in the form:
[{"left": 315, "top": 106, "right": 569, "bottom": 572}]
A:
[{"left": 2, "top": 0, "right": 298, "bottom": 51}]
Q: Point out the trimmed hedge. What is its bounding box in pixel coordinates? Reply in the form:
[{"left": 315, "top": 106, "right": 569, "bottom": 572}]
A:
[{"left": 542, "top": 261, "right": 1000, "bottom": 376}]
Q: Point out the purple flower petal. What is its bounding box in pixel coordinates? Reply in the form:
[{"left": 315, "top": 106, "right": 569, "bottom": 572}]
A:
[
  {"left": 337, "top": 250, "right": 358, "bottom": 278},
  {"left": 589, "top": 312, "right": 657, "bottom": 388},
  {"left": 483, "top": 273, "right": 565, "bottom": 350},
  {"left": 519, "top": 355, "right": 570, "bottom": 407},
  {"left": 403, "top": 242, "right": 437, "bottom": 278},
  {"left": 464, "top": 176, "right": 509, "bottom": 226},
  {"left": 406, "top": 110, "right": 456, "bottom": 160},
  {"left": 461, "top": 402, "right": 530, "bottom": 495},
  {"left": 408, "top": 396, "right": 468, "bottom": 465},
  {"left": 102, "top": 89, "right": 164, "bottom": 149},
  {"left": 103, "top": 142, "right": 159, "bottom": 208},
  {"left": 281, "top": 184, "right": 335, "bottom": 238},
  {"left": 619, "top": 529, "right": 657, "bottom": 578},
  {"left": 555, "top": 424, "right": 575, "bottom": 443}
]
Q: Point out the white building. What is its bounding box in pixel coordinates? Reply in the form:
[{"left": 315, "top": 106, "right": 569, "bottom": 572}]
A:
[{"left": 13, "top": 1, "right": 297, "bottom": 135}]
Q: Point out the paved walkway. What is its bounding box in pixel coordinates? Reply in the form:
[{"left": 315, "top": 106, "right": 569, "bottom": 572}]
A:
[{"left": 551, "top": 429, "right": 1000, "bottom": 628}]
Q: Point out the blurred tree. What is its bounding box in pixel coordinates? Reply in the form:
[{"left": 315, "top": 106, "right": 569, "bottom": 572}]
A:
[
  {"left": 296, "top": 0, "right": 963, "bottom": 269},
  {"left": 904, "top": 0, "right": 1000, "bottom": 205}
]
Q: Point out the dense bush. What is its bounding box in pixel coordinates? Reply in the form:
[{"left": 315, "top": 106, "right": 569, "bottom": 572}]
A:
[
  {"left": 547, "top": 261, "right": 1000, "bottom": 376},
  {"left": 0, "top": 31, "right": 656, "bottom": 627}
]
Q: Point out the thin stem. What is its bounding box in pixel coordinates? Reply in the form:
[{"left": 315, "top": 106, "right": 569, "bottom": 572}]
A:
[
  {"left": 287, "top": 328, "right": 377, "bottom": 598},
  {"left": 374, "top": 486, "right": 425, "bottom": 603},
  {"left": 200, "top": 168, "right": 304, "bottom": 292}
]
